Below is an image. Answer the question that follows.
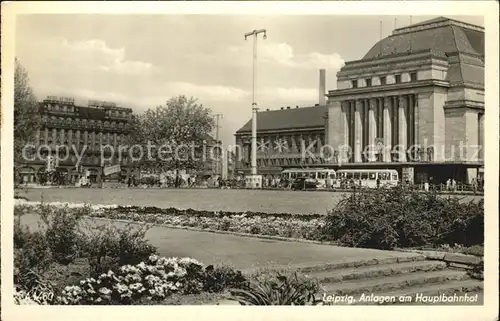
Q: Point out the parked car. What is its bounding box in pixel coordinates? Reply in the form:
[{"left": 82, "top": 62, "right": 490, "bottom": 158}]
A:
[{"left": 291, "top": 177, "right": 319, "bottom": 191}]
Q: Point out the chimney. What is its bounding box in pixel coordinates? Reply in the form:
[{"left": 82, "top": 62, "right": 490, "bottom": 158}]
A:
[{"left": 319, "top": 69, "right": 326, "bottom": 106}]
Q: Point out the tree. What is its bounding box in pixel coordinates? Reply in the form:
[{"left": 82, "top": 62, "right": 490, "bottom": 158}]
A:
[
  {"left": 127, "top": 95, "right": 216, "bottom": 181},
  {"left": 14, "top": 58, "right": 41, "bottom": 184}
]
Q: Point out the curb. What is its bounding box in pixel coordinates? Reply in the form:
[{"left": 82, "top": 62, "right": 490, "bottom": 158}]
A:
[
  {"left": 296, "top": 255, "right": 426, "bottom": 273},
  {"left": 393, "top": 248, "right": 483, "bottom": 266}
]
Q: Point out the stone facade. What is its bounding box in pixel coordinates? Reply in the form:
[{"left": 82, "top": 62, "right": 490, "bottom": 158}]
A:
[
  {"left": 326, "top": 17, "right": 484, "bottom": 184},
  {"left": 234, "top": 105, "right": 328, "bottom": 176},
  {"left": 18, "top": 96, "right": 135, "bottom": 184}
]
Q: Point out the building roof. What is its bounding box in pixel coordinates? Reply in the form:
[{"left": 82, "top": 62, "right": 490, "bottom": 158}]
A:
[
  {"left": 364, "top": 17, "right": 484, "bottom": 60},
  {"left": 361, "top": 17, "right": 484, "bottom": 85},
  {"left": 236, "top": 105, "right": 326, "bottom": 134}
]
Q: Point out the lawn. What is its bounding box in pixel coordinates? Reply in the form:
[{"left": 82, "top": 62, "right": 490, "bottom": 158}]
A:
[
  {"left": 18, "top": 187, "right": 483, "bottom": 215},
  {"left": 19, "top": 213, "right": 417, "bottom": 271}
]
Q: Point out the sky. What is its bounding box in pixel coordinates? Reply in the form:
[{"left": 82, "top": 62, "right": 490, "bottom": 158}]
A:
[{"left": 16, "top": 14, "right": 484, "bottom": 147}]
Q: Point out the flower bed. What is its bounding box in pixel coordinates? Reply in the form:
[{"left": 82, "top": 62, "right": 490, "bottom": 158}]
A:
[
  {"left": 57, "top": 255, "right": 207, "bottom": 305},
  {"left": 16, "top": 200, "right": 325, "bottom": 241},
  {"left": 98, "top": 206, "right": 325, "bottom": 240}
]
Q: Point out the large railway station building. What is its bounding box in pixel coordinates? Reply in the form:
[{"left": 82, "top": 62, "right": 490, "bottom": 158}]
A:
[{"left": 234, "top": 16, "right": 484, "bottom": 184}]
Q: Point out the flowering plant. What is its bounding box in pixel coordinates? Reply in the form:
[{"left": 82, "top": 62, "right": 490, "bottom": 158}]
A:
[{"left": 57, "top": 255, "right": 205, "bottom": 305}]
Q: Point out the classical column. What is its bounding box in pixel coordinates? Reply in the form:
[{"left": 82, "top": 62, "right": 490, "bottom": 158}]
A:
[
  {"left": 337, "top": 101, "right": 347, "bottom": 163},
  {"left": 341, "top": 101, "right": 349, "bottom": 146},
  {"left": 413, "top": 94, "right": 419, "bottom": 146},
  {"left": 68, "top": 130, "right": 73, "bottom": 148},
  {"left": 84, "top": 130, "right": 88, "bottom": 146},
  {"left": 354, "top": 100, "right": 363, "bottom": 163},
  {"left": 75, "top": 130, "right": 81, "bottom": 150},
  {"left": 113, "top": 133, "right": 118, "bottom": 147},
  {"left": 383, "top": 97, "right": 392, "bottom": 162},
  {"left": 92, "top": 132, "right": 96, "bottom": 150},
  {"left": 291, "top": 135, "right": 298, "bottom": 153},
  {"left": 44, "top": 128, "right": 49, "bottom": 145},
  {"left": 317, "top": 133, "right": 323, "bottom": 149},
  {"left": 478, "top": 112, "right": 484, "bottom": 161},
  {"left": 307, "top": 134, "right": 314, "bottom": 153},
  {"left": 368, "top": 98, "right": 377, "bottom": 162},
  {"left": 52, "top": 129, "right": 57, "bottom": 147},
  {"left": 36, "top": 129, "right": 41, "bottom": 146},
  {"left": 398, "top": 95, "right": 408, "bottom": 162}
]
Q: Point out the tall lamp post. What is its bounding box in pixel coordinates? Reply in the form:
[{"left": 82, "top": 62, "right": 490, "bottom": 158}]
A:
[
  {"left": 213, "top": 113, "right": 223, "bottom": 177},
  {"left": 245, "top": 29, "right": 267, "bottom": 188}
]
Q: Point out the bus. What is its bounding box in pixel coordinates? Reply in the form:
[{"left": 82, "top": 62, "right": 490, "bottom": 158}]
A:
[
  {"left": 280, "top": 168, "right": 336, "bottom": 189},
  {"left": 335, "top": 169, "right": 399, "bottom": 189}
]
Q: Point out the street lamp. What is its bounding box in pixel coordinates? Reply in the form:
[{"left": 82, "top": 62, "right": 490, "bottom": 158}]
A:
[{"left": 245, "top": 29, "right": 267, "bottom": 188}]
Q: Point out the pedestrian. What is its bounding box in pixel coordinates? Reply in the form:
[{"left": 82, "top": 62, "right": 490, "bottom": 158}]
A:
[
  {"left": 446, "top": 178, "right": 451, "bottom": 191},
  {"left": 451, "top": 178, "right": 456, "bottom": 191},
  {"left": 471, "top": 178, "right": 477, "bottom": 193},
  {"left": 376, "top": 177, "right": 381, "bottom": 189}
]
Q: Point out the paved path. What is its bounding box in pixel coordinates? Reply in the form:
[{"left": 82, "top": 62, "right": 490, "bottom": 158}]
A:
[
  {"left": 19, "top": 214, "right": 417, "bottom": 271},
  {"left": 18, "top": 188, "right": 482, "bottom": 215}
]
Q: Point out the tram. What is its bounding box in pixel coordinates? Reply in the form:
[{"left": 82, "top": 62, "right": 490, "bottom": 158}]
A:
[
  {"left": 280, "top": 168, "right": 336, "bottom": 189},
  {"left": 335, "top": 169, "right": 399, "bottom": 189}
]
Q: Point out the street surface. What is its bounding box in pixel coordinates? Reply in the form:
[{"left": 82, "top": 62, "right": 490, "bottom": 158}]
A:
[{"left": 19, "top": 187, "right": 483, "bottom": 215}]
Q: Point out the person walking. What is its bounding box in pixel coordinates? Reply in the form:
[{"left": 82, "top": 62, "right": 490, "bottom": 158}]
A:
[
  {"left": 471, "top": 178, "right": 477, "bottom": 194},
  {"left": 376, "top": 177, "right": 381, "bottom": 189}
]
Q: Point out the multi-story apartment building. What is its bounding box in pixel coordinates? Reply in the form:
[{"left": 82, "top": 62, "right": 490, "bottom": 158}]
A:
[
  {"left": 18, "top": 96, "right": 134, "bottom": 184},
  {"left": 18, "top": 96, "right": 226, "bottom": 185}
]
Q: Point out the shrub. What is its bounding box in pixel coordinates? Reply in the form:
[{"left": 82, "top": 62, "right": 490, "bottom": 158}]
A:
[
  {"left": 39, "top": 204, "right": 85, "bottom": 265},
  {"left": 14, "top": 213, "right": 57, "bottom": 305},
  {"left": 78, "top": 222, "right": 158, "bottom": 276},
  {"left": 202, "top": 265, "right": 248, "bottom": 293},
  {"left": 460, "top": 244, "right": 484, "bottom": 257},
  {"left": 321, "top": 186, "right": 484, "bottom": 250},
  {"left": 229, "top": 271, "right": 320, "bottom": 305},
  {"left": 14, "top": 218, "right": 52, "bottom": 276}
]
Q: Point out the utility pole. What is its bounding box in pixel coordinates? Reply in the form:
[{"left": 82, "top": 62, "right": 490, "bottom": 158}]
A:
[
  {"left": 213, "top": 113, "right": 223, "bottom": 177},
  {"left": 245, "top": 28, "right": 267, "bottom": 188}
]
